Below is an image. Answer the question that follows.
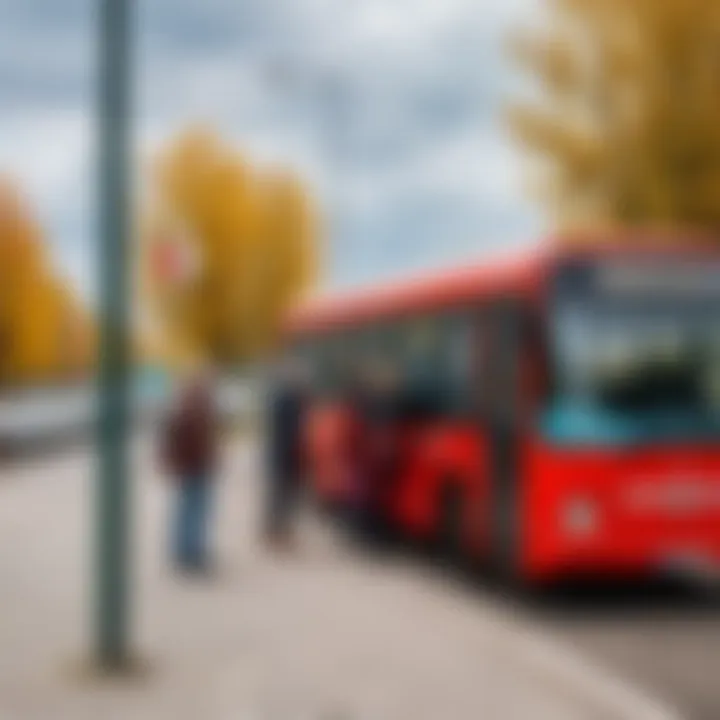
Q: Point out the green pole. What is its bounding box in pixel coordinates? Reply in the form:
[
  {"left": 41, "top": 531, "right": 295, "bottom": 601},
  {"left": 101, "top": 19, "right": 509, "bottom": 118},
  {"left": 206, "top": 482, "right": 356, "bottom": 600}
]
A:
[{"left": 96, "top": 0, "right": 133, "bottom": 669}]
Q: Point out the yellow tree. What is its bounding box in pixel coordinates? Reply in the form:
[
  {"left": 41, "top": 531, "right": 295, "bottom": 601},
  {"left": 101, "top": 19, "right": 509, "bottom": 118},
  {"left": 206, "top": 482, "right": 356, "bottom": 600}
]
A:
[
  {"left": 509, "top": 0, "right": 720, "bottom": 232},
  {"left": 243, "top": 170, "right": 318, "bottom": 356},
  {"left": 0, "top": 179, "right": 95, "bottom": 387},
  {"left": 52, "top": 282, "right": 96, "bottom": 381},
  {"left": 142, "top": 128, "right": 318, "bottom": 367}
]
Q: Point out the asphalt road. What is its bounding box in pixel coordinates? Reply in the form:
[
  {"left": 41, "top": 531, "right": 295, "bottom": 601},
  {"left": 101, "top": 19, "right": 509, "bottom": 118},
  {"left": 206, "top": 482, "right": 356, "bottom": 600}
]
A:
[
  {"left": 524, "top": 582, "right": 720, "bottom": 720},
  {"left": 383, "top": 535, "right": 720, "bottom": 720}
]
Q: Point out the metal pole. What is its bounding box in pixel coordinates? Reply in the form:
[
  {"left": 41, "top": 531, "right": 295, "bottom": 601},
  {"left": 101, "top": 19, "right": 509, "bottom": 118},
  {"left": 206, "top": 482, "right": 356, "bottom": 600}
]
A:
[{"left": 96, "top": 0, "right": 133, "bottom": 669}]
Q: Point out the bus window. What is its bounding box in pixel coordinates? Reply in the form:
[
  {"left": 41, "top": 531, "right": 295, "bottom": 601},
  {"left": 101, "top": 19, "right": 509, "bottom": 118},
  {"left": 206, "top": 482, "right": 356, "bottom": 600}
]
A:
[
  {"left": 301, "top": 334, "right": 337, "bottom": 398},
  {"left": 286, "top": 338, "right": 320, "bottom": 394},
  {"left": 340, "top": 326, "right": 377, "bottom": 395},
  {"left": 348, "top": 325, "right": 377, "bottom": 380},
  {"left": 350, "top": 321, "right": 403, "bottom": 390},
  {"left": 403, "top": 315, "right": 438, "bottom": 384},
  {"left": 324, "top": 333, "right": 355, "bottom": 397},
  {"left": 442, "top": 312, "right": 476, "bottom": 414},
  {"left": 398, "top": 313, "right": 477, "bottom": 417},
  {"left": 398, "top": 315, "right": 441, "bottom": 414}
]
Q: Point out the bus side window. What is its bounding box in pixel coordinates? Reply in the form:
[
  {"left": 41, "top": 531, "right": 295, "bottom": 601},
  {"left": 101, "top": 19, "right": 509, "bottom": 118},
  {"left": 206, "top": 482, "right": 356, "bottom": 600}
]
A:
[
  {"left": 400, "top": 315, "right": 443, "bottom": 417},
  {"left": 292, "top": 339, "right": 317, "bottom": 397},
  {"left": 327, "top": 332, "right": 356, "bottom": 398},
  {"left": 314, "top": 335, "right": 339, "bottom": 399},
  {"left": 472, "top": 308, "right": 492, "bottom": 419},
  {"left": 383, "top": 321, "right": 404, "bottom": 385},
  {"left": 482, "top": 299, "right": 524, "bottom": 427},
  {"left": 358, "top": 324, "right": 383, "bottom": 375},
  {"left": 342, "top": 326, "right": 372, "bottom": 396},
  {"left": 444, "top": 311, "right": 475, "bottom": 415}
]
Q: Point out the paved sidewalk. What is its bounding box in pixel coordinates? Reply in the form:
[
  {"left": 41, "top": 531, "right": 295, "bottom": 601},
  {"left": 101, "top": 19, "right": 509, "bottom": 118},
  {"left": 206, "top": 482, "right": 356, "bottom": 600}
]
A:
[{"left": 0, "top": 440, "right": 668, "bottom": 720}]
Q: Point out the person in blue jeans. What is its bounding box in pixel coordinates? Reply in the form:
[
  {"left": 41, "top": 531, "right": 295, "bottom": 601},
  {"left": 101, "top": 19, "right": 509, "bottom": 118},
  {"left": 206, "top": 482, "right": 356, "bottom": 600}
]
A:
[
  {"left": 174, "top": 477, "right": 213, "bottom": 569},
  {"left": 162, "top": 370, "right": 218, "bottom": 573}
]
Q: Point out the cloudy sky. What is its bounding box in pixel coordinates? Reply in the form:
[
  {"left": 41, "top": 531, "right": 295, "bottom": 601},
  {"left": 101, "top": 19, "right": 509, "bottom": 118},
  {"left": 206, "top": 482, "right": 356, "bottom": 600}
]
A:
[{"left": 0, "top": 0, "right": 544, "bottom": 301}]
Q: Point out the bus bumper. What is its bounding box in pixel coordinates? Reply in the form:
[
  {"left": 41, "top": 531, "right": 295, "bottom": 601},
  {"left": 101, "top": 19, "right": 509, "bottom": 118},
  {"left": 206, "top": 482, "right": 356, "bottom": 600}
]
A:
[{"left": 523, "top": 544, "right": 720, "bottom": 585}]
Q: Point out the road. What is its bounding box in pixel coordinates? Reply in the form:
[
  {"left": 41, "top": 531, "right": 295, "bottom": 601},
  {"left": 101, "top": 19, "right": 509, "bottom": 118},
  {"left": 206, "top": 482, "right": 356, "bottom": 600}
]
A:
[
  {"left": 525, "top": 583, "right": 720, "bottom": 720},
  {"left": 0, "top": 436, "right": 715, "bottom": 719},
  {"left": 389, "top": 549, "right": 720, "bottom": 720}
]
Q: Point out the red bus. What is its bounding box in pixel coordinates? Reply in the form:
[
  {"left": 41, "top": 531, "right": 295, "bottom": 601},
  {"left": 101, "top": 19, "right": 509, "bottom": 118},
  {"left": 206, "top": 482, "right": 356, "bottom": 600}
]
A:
[{"left": 285, "top": 241, "right": 720, "bottom": 583}]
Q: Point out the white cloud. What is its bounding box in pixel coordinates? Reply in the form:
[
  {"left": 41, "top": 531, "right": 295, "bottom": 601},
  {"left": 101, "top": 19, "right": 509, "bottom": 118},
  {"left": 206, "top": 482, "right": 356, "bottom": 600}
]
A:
[
  {"left": 0, "top": 109, "right": 91, "bottom": 208},
  {"left": 0, "top": 0, "right": 544, "bottom": 301},
  {"left": 340, "top": 126, "right": 527, "bottom": 218},
  {"left": 0, "top": 108, "right": 93, "bottom": 298}
]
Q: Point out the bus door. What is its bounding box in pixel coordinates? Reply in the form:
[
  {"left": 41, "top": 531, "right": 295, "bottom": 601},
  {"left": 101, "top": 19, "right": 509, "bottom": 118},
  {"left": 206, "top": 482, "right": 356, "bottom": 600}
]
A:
[{"left": 482, "top": 297, "right": 525, "bottom": 573}]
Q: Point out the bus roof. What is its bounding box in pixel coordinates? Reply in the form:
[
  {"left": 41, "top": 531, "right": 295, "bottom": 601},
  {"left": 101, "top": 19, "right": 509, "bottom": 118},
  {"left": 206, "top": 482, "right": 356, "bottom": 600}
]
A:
[
  {"left": 285, "top": 234, "right": 720, "bottom": 336},
  {"left": 285, "top": 248, "right": 546, "bottom": 335}
]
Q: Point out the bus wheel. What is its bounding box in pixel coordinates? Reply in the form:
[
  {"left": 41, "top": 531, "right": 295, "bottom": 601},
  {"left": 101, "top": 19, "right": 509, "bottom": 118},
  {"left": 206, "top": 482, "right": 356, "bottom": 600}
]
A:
[{"left": 437, "top": 484, "right": 465, "bottom": 565}]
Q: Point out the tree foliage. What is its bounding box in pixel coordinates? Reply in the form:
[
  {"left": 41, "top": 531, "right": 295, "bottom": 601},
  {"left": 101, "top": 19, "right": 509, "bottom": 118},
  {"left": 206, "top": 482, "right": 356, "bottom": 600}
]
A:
[
  {"left": 0, "top": 180, "right": 94, "bottom": 387},
  {"left": 141, "top": 128, "right": 317, "bottom": 367},
  {"left": 509, "top": 0, "right": 720, "bottom": 232}
]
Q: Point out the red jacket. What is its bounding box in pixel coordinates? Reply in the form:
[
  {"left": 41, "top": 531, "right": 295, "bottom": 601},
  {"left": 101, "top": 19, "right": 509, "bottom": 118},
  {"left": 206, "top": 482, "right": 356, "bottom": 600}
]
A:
[{"left": 162, "top": 383, "right": 217, "bottom": 479}]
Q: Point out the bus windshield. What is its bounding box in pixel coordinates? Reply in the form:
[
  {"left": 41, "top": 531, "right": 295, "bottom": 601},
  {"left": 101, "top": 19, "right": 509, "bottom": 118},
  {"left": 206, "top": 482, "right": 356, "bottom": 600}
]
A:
[{"left": 544, "top": 258, "right": 720, "bottom": 445}]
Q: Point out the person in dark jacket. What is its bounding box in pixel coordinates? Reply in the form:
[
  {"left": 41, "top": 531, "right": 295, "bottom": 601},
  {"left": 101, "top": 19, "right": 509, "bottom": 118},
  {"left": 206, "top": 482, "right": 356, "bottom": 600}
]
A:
[
  {"left": 264, "top": 357, "right": 308, "bottom": 549},
  {"left": 162, "top": 368, "right": 218, "bottom": 573}
]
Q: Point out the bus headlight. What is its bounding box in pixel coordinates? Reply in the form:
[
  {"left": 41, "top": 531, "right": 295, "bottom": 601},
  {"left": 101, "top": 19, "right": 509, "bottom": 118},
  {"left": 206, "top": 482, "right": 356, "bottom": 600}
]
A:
[{"left": 562, "top": 497, "right": 599, "bottom": 536}]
